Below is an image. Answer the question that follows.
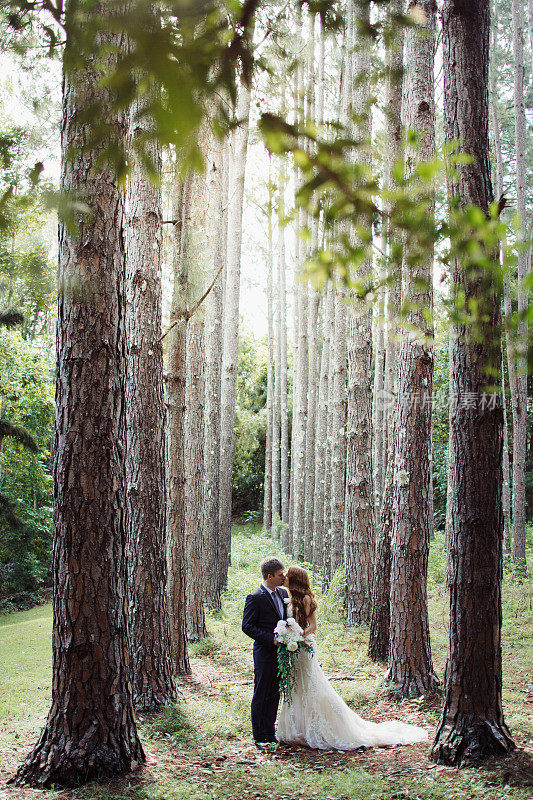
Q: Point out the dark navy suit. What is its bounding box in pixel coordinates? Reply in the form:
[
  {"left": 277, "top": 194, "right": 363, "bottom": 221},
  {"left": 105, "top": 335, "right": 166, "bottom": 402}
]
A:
[{"left": 242, "top": 585, "right": 289, "bottom": 742}]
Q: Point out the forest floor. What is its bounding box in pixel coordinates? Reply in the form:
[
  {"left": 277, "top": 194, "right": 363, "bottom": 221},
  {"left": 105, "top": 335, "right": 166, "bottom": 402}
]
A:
[{"left": 0, "top": 524, "right": 532, "bottom": 800}]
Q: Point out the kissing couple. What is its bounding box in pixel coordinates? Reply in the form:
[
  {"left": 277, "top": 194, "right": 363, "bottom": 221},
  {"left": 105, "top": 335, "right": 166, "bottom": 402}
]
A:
[{"left": 242, "top": 557, "right": 428, "bottom": 750}]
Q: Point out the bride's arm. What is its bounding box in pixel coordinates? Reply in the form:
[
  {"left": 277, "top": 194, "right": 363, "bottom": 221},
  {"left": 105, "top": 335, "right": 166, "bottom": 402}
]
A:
[{"left": 302, "top": 596, "right": 317, "bottom": 637}]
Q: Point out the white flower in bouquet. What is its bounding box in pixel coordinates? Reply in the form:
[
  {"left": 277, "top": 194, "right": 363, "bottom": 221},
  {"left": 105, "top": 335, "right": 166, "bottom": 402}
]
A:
[
  {"left": 285, "top": 617, "right": 304, "bottom": 636},
  {"left": 274, "top": 616, "right": 314, "bottom": 704}
]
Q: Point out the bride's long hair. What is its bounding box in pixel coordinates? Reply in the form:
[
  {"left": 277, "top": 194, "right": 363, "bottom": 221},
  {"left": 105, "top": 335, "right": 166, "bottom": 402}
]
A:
[{"left": 286, "top": 566, "right": 317, "bottom": 629}]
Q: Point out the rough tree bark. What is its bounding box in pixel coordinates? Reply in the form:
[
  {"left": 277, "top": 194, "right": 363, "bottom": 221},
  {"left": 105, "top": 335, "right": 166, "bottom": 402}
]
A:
[
  {"left": 431, "top": 0, "right": 515, "bottom": 765},
  {"left": 12, "top": 8, "right": 145, "bottom": 786},
  {"left": 125, "top": 89, "right": 177, "bottom": 710},
  {"left": 387, "top": 0, "right": 439, "bottom": 698}
]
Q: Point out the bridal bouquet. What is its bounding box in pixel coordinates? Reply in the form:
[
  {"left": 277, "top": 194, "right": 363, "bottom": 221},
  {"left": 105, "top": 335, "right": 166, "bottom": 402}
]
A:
[{"left": 274, "top": 617, "right": 314, "bottom": 704}]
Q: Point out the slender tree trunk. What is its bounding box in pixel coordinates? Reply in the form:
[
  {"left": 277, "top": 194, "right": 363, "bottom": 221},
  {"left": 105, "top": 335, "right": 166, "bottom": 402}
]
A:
[
  {"left": 501, "top": 351, "right": 512, "bottom": 554},
  {"left": 203, "top": 140, "right": 225, "bottom": 611},
  {"left": 329, "top": 287, "right": 347, "bottom": 577},
  {"left": 290, "top": 33, "right": 309, "bottom": 559},
  {"left": 186, "top": 314, "right": 207, "bottom": 640},
  {"left": 279, "top": 178, "right": 290, "bottom": 528},
  {"left": 219, "top": 81, "right": 251, "bottom": 587},
  {"left": 431, "top": 0, "right": 515, "bottom": 765},
  {"left": 345, "top": 0, "right": 374, "bottom": 626},
  {"left": 125, "top": 90, "right": 177, "bottom": 710},
  {"left": 372, "top": 234, "right": 386, "bottom": 522},
  {"left": 489, "top": 37, "right": 512, "bottom": 554},
  {"left": 369, "top": 0, "right": 404, "bottom": 661},
  {"left": 263, "top": 175, "right": 274, "bottom": 534},
  {"left": 387, "top": 0, "right": 439, "bottom": 698},
  {"left": 510, "top": 0, "right": 529, "bottom": 576},
  {"left": 302, "top": 24, "right": 319, "bottom": 564},
  {"left": 272, "top": 206, "right": 282, "bottom": 528},
  {"left": 167, "top": 175, "right": 192, "bottom": 676},
  {"left": 12, "top": 11, "right": 145, "bottom": 786},
  {"left": 313, "top": 284, "right": 333, "bottom": 569}
]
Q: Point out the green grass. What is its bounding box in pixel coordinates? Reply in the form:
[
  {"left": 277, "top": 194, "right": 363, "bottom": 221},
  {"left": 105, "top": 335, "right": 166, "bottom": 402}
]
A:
[{"left": 1, "top": 523, "right": 532, "bottom": 799}]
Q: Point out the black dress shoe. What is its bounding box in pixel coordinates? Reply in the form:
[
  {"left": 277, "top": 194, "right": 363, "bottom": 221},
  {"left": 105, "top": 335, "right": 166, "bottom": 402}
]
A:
[{"left": 254, "top": 740, "right": 278, "bottom": 751}]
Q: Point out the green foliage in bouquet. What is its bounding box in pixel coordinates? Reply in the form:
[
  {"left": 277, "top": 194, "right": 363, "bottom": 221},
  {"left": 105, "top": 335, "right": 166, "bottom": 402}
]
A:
[{"left": 277, "top": 640, "right": 314, "bottom": 705}]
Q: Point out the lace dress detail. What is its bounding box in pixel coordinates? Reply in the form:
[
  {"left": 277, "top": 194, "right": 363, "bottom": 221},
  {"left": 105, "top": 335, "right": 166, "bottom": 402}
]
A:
[{"left": 276, "top": 609, "right": 428, "bottom": 750}]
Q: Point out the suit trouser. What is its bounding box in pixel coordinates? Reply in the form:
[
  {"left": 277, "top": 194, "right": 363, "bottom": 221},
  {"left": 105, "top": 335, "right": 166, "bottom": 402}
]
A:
[{"left": 251, "top": 644, "right": 280, "bottom": 742}]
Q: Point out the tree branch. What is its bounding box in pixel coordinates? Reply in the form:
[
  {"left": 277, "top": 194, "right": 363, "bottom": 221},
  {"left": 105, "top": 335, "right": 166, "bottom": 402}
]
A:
[{"left": 159, "top": 261, "right": 225, "bottom": 343}]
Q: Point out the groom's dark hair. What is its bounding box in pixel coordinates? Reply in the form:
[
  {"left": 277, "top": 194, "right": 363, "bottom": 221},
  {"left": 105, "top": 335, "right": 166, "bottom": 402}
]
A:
[{"left": 260, "top": 557, "right": 284, "bottom": 579}]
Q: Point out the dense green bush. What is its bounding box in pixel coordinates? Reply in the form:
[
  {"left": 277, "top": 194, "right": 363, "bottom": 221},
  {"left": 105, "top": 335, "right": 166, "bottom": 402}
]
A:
[{"left": 0, "top": 329, "right": 54, "bottom": 596}]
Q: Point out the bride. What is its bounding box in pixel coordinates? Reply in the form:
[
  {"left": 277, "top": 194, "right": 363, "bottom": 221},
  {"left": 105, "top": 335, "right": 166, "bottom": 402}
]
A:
[{"left": 276, "top": 566, "right": 429, "bottom": 750}]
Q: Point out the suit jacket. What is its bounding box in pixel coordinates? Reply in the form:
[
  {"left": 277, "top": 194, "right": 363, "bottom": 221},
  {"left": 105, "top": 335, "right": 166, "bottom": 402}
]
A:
[{"left": 242, "top": 585, "right": 289, "bottom": 649}]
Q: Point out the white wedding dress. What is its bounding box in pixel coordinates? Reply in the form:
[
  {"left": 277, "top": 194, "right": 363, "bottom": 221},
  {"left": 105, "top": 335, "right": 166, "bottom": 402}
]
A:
[{"left": 276, "top": 614, "right": 428, "bottom": 750}]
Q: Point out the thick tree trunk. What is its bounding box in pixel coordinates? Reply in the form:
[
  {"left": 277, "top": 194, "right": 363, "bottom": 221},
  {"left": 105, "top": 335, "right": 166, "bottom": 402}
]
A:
[
  {"left": 12, "top": 11, "right": 144, "bottom": 786},
  {"left": 368, "top": 0, "right": 404, "bottom": 660},
  {"left": 125, "top": 93, "right": 177, "bottom": 711},
  {"left": 219, "top": 82, "right": 251, "bottom": 587},
  {"left": 510, "top": 0, "right": 528, "bottom": 576},
  {"left": 431, "top": 0, "right": 515, "bottom": 765},
  {"left": 167, "top": 176, "right": 192, "bottom": 676}
]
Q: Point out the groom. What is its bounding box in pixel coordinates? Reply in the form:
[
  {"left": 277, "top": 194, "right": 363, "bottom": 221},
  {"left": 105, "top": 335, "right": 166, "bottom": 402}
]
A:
[{"left": 242, "top": 557, "right": 289, "bottom": 746}]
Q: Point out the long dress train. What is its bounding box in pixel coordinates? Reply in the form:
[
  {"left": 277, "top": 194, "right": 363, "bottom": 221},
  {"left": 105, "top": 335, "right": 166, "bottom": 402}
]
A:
[{"left": 276, "top": 634, "right": 428, "bottom": 750}]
